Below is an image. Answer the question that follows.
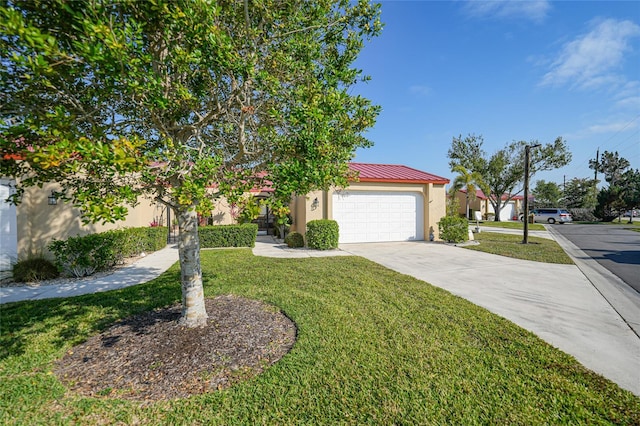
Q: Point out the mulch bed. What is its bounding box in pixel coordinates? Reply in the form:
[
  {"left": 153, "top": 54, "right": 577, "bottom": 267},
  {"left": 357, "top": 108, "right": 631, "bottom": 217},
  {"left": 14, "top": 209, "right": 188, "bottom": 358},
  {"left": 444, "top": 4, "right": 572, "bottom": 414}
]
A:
[{"left": 54, "top": 295, "right": 296, "bottom": 402}]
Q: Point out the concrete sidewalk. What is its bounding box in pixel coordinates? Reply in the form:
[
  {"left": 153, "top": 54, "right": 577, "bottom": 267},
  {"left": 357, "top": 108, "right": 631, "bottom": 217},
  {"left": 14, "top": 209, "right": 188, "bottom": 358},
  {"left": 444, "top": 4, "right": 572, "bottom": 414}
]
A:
[
  {"left": 0, "top": 237, "right": 346, "bottom": 304},
  {"left": 0, "top": 245, "right": 180, "bottom": 304},
  {"left": 473, "top": 225, "right": 554, "bottom": 240}
]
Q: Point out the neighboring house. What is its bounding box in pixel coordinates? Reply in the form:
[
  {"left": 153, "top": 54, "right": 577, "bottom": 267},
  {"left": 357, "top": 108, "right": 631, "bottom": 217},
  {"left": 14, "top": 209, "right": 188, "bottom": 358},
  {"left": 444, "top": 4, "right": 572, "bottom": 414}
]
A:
[
  {"left": 456, "top": 189, "right": 525, "bottom": 221},
  {"left": 0, "top": 178, "right": 162, "bottom": 271},
  {"left": 1, "top": 162, "right": 449, "bottom": 268}
]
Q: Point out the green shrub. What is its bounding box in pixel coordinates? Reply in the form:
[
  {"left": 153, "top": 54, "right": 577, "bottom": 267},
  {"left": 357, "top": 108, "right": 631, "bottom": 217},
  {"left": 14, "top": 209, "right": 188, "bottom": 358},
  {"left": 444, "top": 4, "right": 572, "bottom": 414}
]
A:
[
  {"left": 48, "top": 226, "right": 169, "bottom": 277},
  {"left": 49, "top": 234, "right": 116, "bottom": 277},
  {"left": 199, "top": 224, "right": 258, "bottom": 248},
  {"left": 12, "top": 256, "right": 59, "bottom": 282},
  {"left": 568, "top": 208, "right": 597, "bottom": 222},
  {"left": 306, "top": 220, "right": 339, "bottom": 250},
  {"left": 438, "top": 216, "right": 468, "bottom": 243},
  {"left": 284, "top": 232, "right": 305, "bottom": 248}
]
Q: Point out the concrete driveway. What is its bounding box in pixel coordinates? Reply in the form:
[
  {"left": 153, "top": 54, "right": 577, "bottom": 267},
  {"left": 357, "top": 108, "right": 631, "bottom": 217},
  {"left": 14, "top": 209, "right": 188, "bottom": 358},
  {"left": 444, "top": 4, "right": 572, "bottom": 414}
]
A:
[{"left": 341, "top": 241, "right": 640, "bottom": 396}]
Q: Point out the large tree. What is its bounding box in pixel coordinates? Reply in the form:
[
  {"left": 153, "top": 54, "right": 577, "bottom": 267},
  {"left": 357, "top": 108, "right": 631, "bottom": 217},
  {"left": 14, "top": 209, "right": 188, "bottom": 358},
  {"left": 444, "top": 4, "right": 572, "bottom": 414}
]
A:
[
  {"left": 621, "top": 169, "right": 640, "bottom": 223},
  {"left": 0, "top": 0, "right": 382, "bottom": 326},
  {"left": 589, "top": 151, "right": 636, "bottom": 222},
  {"left": 532, "top": 180, "right": 562, "bottom": 208},
  {"left": 448, "top": 134, "right": 571, "bottom": 221},
  {"left": 589, "top": 150, "right": 630, "bottom": 186},
  {"left": 563, "top": 177, "right": 597, "bottom": 210}
]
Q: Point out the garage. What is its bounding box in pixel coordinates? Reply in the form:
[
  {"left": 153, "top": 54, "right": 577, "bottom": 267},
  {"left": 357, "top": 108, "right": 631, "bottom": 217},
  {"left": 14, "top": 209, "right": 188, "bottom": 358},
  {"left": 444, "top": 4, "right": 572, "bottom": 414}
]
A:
[
  {"left": 0, "top": 179, "right": 18, "bottom": 271},
  {"left": 499, "top": 202, "right": 516, "bottom": 222},
  {"left": 332, "top": 191, "right": 424, "bottom": 243}
]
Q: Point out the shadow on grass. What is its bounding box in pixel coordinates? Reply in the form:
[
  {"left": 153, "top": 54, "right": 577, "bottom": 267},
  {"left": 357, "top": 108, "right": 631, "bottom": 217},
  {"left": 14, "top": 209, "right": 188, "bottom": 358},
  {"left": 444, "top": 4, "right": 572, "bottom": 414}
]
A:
[{"left": 0, "top": 267, "right": 183, "bottom": 361}]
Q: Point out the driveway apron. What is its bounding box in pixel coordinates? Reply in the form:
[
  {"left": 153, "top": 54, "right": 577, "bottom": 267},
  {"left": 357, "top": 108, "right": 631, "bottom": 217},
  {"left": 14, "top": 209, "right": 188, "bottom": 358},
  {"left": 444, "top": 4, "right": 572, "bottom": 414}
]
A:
[{"left": 341, "top": 241, "right": 640, "bottom": 396}]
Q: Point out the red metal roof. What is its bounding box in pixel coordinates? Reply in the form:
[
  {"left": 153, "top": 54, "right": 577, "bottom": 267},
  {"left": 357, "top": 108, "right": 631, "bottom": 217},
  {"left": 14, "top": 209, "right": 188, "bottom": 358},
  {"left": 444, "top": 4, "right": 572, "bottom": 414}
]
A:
[
  {"left": 459, "top": 188, "right": 525, "bottom": 201},
  {"left": 348, "top": 163, "right": 449, "bottom": 184},
  {"left": 459, "top": 188, "right": 488, "bottom": 200}
]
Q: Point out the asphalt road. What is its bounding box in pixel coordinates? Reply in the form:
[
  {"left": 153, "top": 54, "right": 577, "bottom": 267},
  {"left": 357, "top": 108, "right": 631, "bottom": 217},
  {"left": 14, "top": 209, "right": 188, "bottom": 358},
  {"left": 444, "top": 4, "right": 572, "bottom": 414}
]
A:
[{"left": 552, "top": 223, "right": 640, "bottom": 293}]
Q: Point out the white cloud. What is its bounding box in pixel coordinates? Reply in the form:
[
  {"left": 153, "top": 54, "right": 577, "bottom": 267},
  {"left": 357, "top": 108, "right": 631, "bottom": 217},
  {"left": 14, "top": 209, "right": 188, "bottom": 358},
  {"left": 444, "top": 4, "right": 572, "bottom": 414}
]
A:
[
  {"left": 540, "top": 19, "right": 640, "bottom": 90},
  {"left": 614, "top": 81, "right": 640, "bottom": 110},
  {"left": 586, "top": 120, "right": 638, "bottom": 135},
  {"left": 409, "top": 85, "right": 432, "bottom": 97},
  {"left": 462, "top": 0, "right": 551, "bottom": 23},
  {"left": 565, "top": 116, "right": 639, "bottom": 141}
]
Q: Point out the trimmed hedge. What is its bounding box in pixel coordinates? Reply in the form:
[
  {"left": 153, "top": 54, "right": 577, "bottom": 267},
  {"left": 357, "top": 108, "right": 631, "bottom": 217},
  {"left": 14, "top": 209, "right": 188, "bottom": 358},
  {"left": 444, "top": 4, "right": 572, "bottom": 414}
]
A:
[
  {"left": 49, "top": 227, "right": 168, "bottom": 277},
  {"left": 198, "top": 224, "right": 258, "bottom": 248},
  {"left": 306, "top": 220, "right": 339, "bottom": 250},
  {"left": 438, "top": 216, "right": 468, "bottom": 243}
]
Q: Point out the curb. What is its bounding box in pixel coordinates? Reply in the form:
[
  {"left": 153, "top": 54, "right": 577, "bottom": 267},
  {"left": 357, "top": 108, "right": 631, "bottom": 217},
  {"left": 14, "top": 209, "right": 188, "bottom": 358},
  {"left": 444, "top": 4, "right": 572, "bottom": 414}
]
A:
[{"left": 546, "top": 226, "right": 640, "bottom": 338}]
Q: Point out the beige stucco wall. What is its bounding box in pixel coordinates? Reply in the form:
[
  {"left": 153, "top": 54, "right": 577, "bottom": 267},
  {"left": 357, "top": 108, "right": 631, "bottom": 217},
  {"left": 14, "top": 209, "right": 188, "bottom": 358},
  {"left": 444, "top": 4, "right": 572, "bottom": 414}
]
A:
[
  {"left": 455, "top": 191, "right": 490, "bottom": 218},
  {"left": 16, "top": 182, "right": 162, "bottom": 258},
  {"left": 293, "top": 182, "right": 448, "bottom": 241},
  {"left": 210, "top": 197, "right": 236, "bottom": 225}
]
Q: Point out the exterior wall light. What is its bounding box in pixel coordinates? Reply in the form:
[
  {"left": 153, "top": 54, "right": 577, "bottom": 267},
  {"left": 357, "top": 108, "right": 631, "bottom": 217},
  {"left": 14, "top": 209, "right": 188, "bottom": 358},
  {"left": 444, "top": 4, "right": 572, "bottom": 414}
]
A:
[
  {"left": 311, "top": 197, "right": 319, "bottom": 210},
  {"left": 47, "top": 191, "right": 58, "bottom": 205}
]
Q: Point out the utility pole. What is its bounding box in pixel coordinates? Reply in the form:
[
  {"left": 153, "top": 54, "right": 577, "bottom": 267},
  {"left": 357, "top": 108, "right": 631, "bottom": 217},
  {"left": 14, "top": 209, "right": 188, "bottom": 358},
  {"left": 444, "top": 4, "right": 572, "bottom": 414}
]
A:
[
  {"left": 594, "top": 147, "right": 599, "bottom": 183},
  {"left": 523, "top": 143, "right": 541, "bottom": 244}
]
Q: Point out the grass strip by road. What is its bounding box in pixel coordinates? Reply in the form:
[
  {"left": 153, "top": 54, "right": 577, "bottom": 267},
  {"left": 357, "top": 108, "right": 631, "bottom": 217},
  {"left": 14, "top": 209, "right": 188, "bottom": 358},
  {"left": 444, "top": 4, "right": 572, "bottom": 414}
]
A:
[
  {"left": 1, "top": 250, "right": 636, "bottom": 424},
  {"left": 464, "top": 232, "right": 574, "bottom": 264},
  {"left": 474, "top": 220, "right": 546, "bottom": 231},
  {"left": 577, "top": 221, "right": 640, "bottom": 231}
]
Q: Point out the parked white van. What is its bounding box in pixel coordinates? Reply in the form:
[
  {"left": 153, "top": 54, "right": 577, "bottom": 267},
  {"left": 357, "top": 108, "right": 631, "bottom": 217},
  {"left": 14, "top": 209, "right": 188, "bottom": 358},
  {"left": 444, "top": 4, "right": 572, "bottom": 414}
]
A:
[{"left": 521, "top": 208, "right": 573, "bottom": 224}]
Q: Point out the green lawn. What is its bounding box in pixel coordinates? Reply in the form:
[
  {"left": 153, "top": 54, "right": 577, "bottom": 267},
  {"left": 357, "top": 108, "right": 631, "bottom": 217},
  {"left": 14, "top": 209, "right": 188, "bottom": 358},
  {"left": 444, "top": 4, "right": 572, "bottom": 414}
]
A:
[
  {"left": 1, "top": 250, "right": 638, "bottom": 424},
  {"left": 576, "top": 221, "right": 640, "bottom": 233},
  {"left": 465, "top": 232, "right": 574, "bottom": 264},
  {"left": 474, "top": 221, "right": 546, "bottom": 231},
  {"left": 577, "top": 220, "right": 640, "bottom": 227}
]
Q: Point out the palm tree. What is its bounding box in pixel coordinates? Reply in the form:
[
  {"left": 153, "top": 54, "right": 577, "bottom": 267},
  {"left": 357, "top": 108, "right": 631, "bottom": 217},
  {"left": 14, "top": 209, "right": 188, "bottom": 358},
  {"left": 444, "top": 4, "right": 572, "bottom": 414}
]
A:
[{"left": 450, "top": 165, "right": 487, "bottom": 220}]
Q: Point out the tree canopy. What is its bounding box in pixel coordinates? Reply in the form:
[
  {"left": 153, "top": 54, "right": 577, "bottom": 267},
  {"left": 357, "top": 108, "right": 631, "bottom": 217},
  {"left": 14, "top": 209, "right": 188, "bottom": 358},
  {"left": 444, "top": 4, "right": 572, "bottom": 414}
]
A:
[
  {"left": 448, "top": 134, "right": 571, "bottom": 221},
  {"left": 1, "top": 0, "right": 382, "bottom": 326},
  {"left": 563, "top": 177, "right": 597, "bottom": 210},
  {"left": 589, "top": 151, "right": 638, "bottom": 221},
  {"left": 532, "top": 180, "right": 562, "bottom": 208}
]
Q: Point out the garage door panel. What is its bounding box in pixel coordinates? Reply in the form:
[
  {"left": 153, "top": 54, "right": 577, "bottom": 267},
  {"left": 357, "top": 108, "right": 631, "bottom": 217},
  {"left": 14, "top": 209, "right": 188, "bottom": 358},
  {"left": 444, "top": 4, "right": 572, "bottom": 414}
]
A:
[
  {"left": 0, "top": 179, "right": 18, "bottom": 271},
  {"left": 332, "top": 191, "right": 424, "bottom": 243}
]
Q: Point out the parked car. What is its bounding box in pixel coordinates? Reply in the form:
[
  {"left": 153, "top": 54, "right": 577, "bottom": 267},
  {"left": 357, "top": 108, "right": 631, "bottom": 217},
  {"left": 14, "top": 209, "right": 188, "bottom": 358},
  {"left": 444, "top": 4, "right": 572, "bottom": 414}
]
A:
[
  {"left": 623, "top": 210, "right": 638, "bottom": 217},
  {"left": 520, "top": 208, "right": 573, "bottom": 224}
]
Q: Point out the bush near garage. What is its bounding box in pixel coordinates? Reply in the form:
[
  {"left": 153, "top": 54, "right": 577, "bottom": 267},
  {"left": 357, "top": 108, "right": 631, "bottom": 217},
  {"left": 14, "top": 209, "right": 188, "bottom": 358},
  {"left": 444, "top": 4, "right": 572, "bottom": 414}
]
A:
[
  {"left": 306, "top": 220, "right": 339, "bottom": 250},
  {"left": 438, "top": 216, "right": 468, "bottom": 243},
  {"left": 284, "top": 232, "right": 305, "bottom": 248},
  {"left": 48, "top": 227, "right": 169, "bottom": 277},
  {"left": 198, "top": 224, "right": 258, "bottom": 248}
]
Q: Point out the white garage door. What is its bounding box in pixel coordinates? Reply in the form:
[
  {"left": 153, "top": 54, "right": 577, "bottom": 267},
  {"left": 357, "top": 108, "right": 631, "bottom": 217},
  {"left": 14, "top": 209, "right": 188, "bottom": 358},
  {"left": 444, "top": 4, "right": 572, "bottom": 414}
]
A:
[
  {"left": 499, "top": 202, "right": 516, "bottom": 221},
  {"left": 332, "top": 191, "right": 424, "bottom": 243},
  {"left": 0, "top": 179, "right": 18, "bottom": 271}
]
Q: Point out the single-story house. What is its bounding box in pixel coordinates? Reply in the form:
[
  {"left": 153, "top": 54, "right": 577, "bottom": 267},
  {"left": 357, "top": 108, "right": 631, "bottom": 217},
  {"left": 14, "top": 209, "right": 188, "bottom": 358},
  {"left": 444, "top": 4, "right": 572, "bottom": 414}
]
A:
[
  {"left": 455, "top": 189, "right": 525, "bottom": 221},
  {"left": 292, "top": 163, "right": 449, "bottom": 244},
  {"left": 209, "top": 163, "right": 449, "bottom": 243},
  {"left": 1, "top": 163, "right": 449, "bottom": 269}
]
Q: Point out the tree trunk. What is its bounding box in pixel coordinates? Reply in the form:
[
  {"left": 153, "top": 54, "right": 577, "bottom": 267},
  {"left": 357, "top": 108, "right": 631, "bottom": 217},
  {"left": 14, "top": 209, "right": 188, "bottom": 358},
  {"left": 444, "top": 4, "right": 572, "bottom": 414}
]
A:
[
  {"left": 492, "top": 199, "right": 502, "bottom": 221},
  {"left": 176, "top": 207, "right": 208, "bottom": 327},
  {"left": 465, "top": 194, "right": 470, "bottom": 220}
]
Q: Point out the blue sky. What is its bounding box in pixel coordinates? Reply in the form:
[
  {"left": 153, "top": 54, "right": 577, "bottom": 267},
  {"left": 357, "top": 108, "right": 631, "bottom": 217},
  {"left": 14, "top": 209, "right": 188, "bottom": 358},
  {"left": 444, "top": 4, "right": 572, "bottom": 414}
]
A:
[{"left": 351, "top": 0, "right": 640, "bottom": 189}]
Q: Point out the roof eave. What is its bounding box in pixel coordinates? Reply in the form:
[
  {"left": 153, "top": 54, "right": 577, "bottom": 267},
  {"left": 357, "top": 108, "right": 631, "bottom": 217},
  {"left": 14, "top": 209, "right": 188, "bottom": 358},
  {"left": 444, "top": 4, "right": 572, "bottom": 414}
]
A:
[{"left": 354, "top": 177, "right": 450, "bottom": 185}]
